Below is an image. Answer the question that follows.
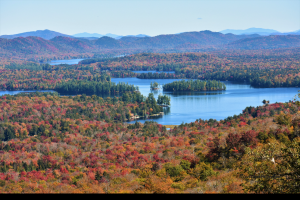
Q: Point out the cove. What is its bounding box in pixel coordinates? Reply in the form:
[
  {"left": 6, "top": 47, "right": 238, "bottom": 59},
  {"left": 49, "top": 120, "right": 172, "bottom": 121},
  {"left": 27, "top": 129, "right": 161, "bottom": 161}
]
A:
[{"left": 111, "top": 78, "right": 299, "bottom": 125}]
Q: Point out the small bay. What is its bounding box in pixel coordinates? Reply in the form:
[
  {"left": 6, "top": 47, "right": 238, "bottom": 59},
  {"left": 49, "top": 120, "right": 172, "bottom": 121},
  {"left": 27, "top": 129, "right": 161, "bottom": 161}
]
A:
[{"left": 111, "top": 78, "right": 299, "bottom": 125}]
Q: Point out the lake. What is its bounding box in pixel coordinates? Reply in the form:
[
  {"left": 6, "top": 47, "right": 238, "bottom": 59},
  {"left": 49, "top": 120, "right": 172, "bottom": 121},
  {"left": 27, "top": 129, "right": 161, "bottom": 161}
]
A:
[
  {"left": 2, "top": 58, "right": 299, "bottom": 125},
  {"left": 1, "top": 79, "right": 297, "bottom": 125},
  {"left": 111, "top": 78, "right": 299, "bottom": 125},
  {"left": 48, "top": 59, "right": 84, "bottom": 65},
  {"left": 48, "top": 55, "right": 128, "bottom": 65}
]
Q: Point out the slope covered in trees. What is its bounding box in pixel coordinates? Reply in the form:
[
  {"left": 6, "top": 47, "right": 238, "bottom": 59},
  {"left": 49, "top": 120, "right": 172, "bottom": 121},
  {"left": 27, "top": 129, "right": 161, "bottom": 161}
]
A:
[
  {"left": 0, "top": 91, "right": 299, "bottom": 193},
  {"left": 0, "top": 64, "right": 139, "bottom": 96},
  {"left": 227, "top": 35, "right": 300, "bottom": 50},
  {"left": 1, "top": 41, "right": 300, "bottom": 193},
  {"left": 1, "top": 31, "right": 299, "bottom": 64},
  {"left": 89, "top": 50, "right": 300, "bottom": 88}
]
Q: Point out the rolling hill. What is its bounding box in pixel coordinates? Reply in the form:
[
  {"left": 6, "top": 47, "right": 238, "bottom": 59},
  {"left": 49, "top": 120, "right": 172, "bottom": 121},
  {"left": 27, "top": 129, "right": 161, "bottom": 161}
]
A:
[
  {"left": 0, "top": 29, "right": 73, "bottom": 40},
  {"left": 227, "top": 35, "right": 300, "bottom": 50},
  {"left": 1, "top": 30, "right": 300, "bottom": 62},
  {"left": 220, "top": 28, "right": 279, "bottom": 35}
]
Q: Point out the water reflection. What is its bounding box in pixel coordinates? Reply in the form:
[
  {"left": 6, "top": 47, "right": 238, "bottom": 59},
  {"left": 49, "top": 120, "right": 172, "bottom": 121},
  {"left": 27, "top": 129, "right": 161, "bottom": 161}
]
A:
[
  {"left": 163, "top": 107, "right": 171, "bottom": 115},
  {"left": 167, "top": 91, "right": 225, "bottom": 96}
]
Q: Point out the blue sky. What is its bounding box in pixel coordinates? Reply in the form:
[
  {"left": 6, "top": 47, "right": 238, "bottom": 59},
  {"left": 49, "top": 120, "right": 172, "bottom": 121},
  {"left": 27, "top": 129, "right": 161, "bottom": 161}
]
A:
[{"left": 0, "top": 0, "right": 299, "bottom": 36}]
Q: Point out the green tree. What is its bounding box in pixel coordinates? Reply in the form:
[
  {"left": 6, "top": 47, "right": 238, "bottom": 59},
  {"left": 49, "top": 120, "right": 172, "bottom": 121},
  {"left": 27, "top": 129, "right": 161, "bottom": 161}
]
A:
[{"left": 240, "top": 139, "right": 300, "bottom": 193}]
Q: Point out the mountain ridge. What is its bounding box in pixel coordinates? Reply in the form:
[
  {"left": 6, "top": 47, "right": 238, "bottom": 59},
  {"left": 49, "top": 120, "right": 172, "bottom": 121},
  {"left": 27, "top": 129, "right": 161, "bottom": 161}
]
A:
[
  {"left": 0, "top": 29, "right": 73, "bottom": 40},
  {"left": 1, "top": 30, "right": 300, "bottom": 62},
  {"left": 220, "top": 27, "right": 300, "bottom": 36}
]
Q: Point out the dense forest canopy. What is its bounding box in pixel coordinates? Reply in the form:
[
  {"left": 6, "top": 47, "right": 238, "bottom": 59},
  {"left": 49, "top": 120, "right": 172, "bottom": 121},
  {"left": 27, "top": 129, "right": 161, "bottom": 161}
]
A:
[
  {"left": 163, "top": 80, "right": 226, "bottom": 91},
  {"left": 82, "top": 50, "right": 300, "bottom": 88},
  {"left": 1, "top": 32, "right": 299, "bottom": 64},
  {"left": 0, "top": 91, "right": 299, "bottom": 193},
  {"left": 2, "top": 48, "right": 300, "bottom": 88},
  {"left": 1, "top": 43, "right": 300, "bottom": 193},
  {"left": 0, "top": 64, "right": 140, "bottom": 95}
]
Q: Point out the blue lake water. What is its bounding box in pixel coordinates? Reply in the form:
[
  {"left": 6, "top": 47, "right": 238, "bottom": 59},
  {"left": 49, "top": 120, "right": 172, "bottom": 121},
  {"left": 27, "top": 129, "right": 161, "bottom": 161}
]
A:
[
  {"left": 2, "top": 58, "right": 299, "bottom": 125},
  {"left": 0, "top": 79, "right": 297, "bottom": 125},
  {"left": 48, "top": 55, "right": 127, "bottom": 65},
  {"left": 48, "top": 59, "right": 84, "bottom": 65},
  {"left": 111, "top": 78, "right": 299, "bottom": 125}
]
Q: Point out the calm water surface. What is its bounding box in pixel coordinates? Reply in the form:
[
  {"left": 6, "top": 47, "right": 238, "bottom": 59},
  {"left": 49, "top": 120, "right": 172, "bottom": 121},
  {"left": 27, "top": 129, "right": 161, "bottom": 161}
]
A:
[
  {"left": 111, "top": 78, "right": 299, "bottom": 125},
  {"left": 2, "top": 58, "right": 299, "bottom": 125},
  {"left": 48, "top": 59, "right": 84, "bottom": 65},
  {"left": 48, "top": 55, "right": 127, "bottom": 65}
]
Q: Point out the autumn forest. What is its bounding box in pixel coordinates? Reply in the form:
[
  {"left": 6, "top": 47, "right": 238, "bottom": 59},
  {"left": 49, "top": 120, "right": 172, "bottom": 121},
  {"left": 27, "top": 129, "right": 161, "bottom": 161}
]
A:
[{"left": 0, "top": 28, "right": 300, "bottom": 194}]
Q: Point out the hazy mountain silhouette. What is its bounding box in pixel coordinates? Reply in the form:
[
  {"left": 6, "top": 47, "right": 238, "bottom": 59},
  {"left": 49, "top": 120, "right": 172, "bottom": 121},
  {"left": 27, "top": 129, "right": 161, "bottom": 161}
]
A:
[
  {"left": 72, "top": 32, "right": 104, "bottom": 38},
  {"left": 269, "top": 29, "right": 300, "bottom": 36},
  {"left": 1, "top": 30, "right": 299, "bottom": 59},
  {"left": 227, "top": 35, "right": 300, "bottom": 49},
  {"left": 220, "top": 28, "right": 300, "bottom": 36},
  {"left": 220, "top": 28, "right": 280, "bottom": 35},
  {"left": 0, "top": 29, "right": 73, "bottom": 40}
]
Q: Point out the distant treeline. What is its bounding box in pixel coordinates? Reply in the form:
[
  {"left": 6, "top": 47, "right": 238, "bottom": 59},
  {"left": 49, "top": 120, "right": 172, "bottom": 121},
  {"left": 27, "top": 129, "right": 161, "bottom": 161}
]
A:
[
  {"left": 55, "top": 80, "right": 138, "bottom": 95},
  {"left": 5, "top": 63, "right": 50, "bottom": 71},
  {"left": 109, "top": 71, "right": 137, "bottom": 78},
  {"left": 79, "top": 57, "right": 114, "bottom": 65},
  {"left": 201, "top": 67, "right": 300, "bottom": 88},
  {"left": 163, "top": 79, "right": 226, "bottom": 91},
  {"left": 137, "top": 72, "right": 186, "bottom": 79},
  {"left": 5, "top": 63, "right": 95, "bottom": 72},
  {"left": 86, "top": 52, "right": 300, "bottom": 88}
]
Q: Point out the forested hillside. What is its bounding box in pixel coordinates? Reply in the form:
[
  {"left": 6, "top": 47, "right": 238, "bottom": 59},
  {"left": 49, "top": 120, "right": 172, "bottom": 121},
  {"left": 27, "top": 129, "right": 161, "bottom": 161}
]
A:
[
  {"left": 88, "top": 50, "right": 300, "bottom": 88},
  {"left": 0, "top": 91, "right": 300, "bottom": 193},
  {"left": 1, "top": 38, "right": 300, "bottom": 193},
  {"left": 227, "top": 35, "right": 300, "bottom": 50},
  {"left": 0, "top": 64, "right": 139, "bottom": 95},
  {"left": 1, "top": 31, "right": 299, "bottom": 64}
]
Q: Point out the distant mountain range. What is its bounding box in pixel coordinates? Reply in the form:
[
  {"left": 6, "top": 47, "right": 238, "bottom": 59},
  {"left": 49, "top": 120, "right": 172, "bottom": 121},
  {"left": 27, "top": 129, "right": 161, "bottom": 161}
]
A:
[
  {"left": 72, "top": 33, "right": 150, "bottom": 39},
  {"left": 72, "top": 32, "right": 121, "bottom": 39},
  {"left": 2, "top": 28, "right": 299, "bottom": 41},
  {"left": 1, "top": 30, "right": 300, "bottom": 61},
  {"left": 0, "top": 29, "right": 72, "bottom": 40},
  {"left": 220, "top": 28, "right": 300, "bottom": 36},
  {"left": 0, "top": 30, "right": 150, "bottom": 40},
  {"left": 226, "top": 35, "right": 300, "bottom": 50}
]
